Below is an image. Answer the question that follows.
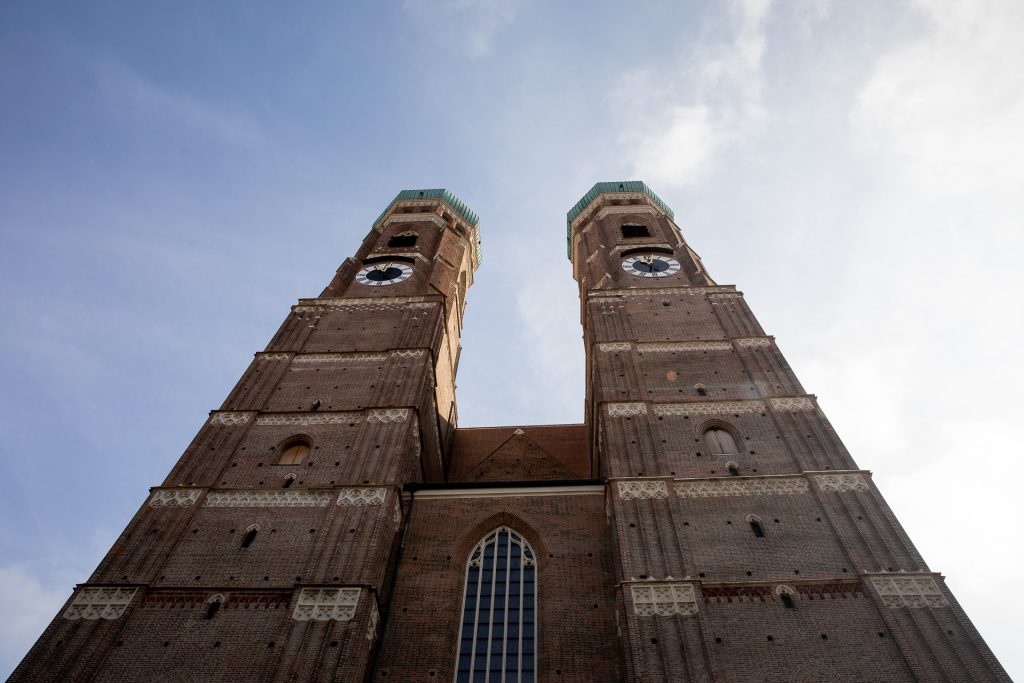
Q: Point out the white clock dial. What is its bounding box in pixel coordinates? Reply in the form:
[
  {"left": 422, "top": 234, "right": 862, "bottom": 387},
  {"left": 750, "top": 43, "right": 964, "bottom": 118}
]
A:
[
  {"left": 621, "top": 254, "right": 681, "bottom": 278},
  {"left": 355, "top": 262, "right": 414, "bottom": 286}
]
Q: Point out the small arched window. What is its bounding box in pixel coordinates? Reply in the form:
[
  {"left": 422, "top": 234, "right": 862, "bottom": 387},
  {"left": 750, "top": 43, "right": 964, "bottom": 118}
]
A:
[
  {"left": 204, "top": 594, "right": 224, "bottom": 619},
  {"left": 278, "top": 441, "right": 309, "bottom": 466},
  {"left": 282, "top": 474, "right": 296, "bottom": 489},
  {"left": 776, "top": 586, "right": 796, "bottom": 608},
  {"left": 704, "top": 426, "right": 738, "bottom": 455},
  {"left": 456, "top": 527, "right": 536, "bottom": 682},
  {"left": 727, "top": 461, "right": 740, "bottom": 477}
]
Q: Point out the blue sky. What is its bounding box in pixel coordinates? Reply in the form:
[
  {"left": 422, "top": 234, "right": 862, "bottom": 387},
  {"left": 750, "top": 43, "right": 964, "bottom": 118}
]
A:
[{"left": 2, "top": 0, "right": 1022, "bottom": 678}]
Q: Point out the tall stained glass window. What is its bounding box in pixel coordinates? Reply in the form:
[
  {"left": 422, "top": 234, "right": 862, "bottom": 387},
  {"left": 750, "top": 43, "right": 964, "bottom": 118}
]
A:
[{"left": 455, "top": 527, "right": 536, "bottom": 683}]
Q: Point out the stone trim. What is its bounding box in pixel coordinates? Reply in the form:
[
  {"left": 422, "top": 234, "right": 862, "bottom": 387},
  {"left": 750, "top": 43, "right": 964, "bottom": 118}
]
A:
[
  {"left": 769, "top": 397, "right": 815, "bottom": 411},
  {"left": 293, "top": 296, "right": 440, "bottom": 313},
  {"left": 673, "top": 477, "right": 809, "bottom": 498},
  {"left": 63, "top": 587, "right": 137, "bottom": 620},
  {"left": 640, "top": 341, "right": 731, "bottom": 352},
  {"left": 865, "top": 574, "right": 949, "bottom": 608},
  {"left": 409, "top": 485, "right": 604, "bottom": 500},
  {"left": 336, "top": 488, "right": 389, "bottom": 506},
  {"left": 597, "top": 342, "right": 633, "bottom": 352},
  {"left": 630, "top": 582, "right": 698, "bottom": 616},
  {"left": 255, "top": 412, "right": 363, "bottom": 426},
  {"left": 257, "top": 353, "right": 292, "bottom": 361},
  {"left": 367, "top": 408, "right": 410, "bottom": 423},
  {"left": 735, "top": 337, "right": 772, "bottom": 348},
  {"left": 570, "top": 192, "right": 666, "bottom": 231},
  {"left": 292, "top": 587, "right": 362, "bottom": 621},
  {"left": 149, "top": 489, "right": 203, "bottom": 507},
  {"left": 617, "top": 481, "right": 669, "bottom": 500},
  {"left": 209, "top": 412, "right": 255, "bottom": 426},
  {"left": 293, "top": 352, "right": 388, "bottom": 363},
  {"left": 653, "top": 400, "right": 767, "bottom": 417},
  {"left": 589, "top": 286, "right": 738, "bottom": 299},
  {"left": 814, "top": 473, "right": 870, "bottom": 492},
  {"left": 607, "top": 402, "right": 647, "bottom": 417},
  {"left": 366, "top": 600, "right": 380, "bottom": 641},
  {"left": 708, "top": 292, "right": 743, "bottom": 299},
  {"left": 205, "top": 490, "right": 332, "bottom": 508}
]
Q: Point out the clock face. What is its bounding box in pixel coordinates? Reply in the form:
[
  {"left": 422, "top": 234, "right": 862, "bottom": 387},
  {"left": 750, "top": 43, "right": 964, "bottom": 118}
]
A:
[
  {"left": 621, "top": 254, "right": 681, "bottom": 278},
  {"left": 355, "top": 262, "right": 414, "bottom": 286}
]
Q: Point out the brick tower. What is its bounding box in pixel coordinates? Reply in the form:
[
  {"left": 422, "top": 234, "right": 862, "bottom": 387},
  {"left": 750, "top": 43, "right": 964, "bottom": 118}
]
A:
[{"left": 13, "top": 183, "right": 1010, "bottom": 682}]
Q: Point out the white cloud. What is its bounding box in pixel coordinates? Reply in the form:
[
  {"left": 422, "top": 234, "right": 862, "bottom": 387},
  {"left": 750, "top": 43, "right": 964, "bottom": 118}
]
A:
[
  {"left": 852, "top": 0, "right": 1024, "bottom": 196},
  {"left": 610, "top": 0, "right": 773, "bottom": 188},
  {"left": 402, "top": 0, "right": 526, "bottom": 58}
]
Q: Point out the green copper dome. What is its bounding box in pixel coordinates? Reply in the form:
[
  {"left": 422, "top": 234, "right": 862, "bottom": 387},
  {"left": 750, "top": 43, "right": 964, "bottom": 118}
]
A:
[{"left": 566, "top": 181, "right": 674, "bottom": 260}]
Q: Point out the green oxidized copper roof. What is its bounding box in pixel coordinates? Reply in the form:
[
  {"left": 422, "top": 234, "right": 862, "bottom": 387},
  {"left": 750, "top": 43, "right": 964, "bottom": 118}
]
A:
[
  {"left": 566, "top": 181, "right": 674, "bottom": 260},
  {"left": 374, "top": 188, "right": 482, "bottom": 264}
]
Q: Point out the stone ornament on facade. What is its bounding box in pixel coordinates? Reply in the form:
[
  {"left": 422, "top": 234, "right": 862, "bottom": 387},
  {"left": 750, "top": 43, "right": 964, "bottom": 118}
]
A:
[
  {"left": 641, "top": 341, "right": 732, "bottom": 353},
  {"left": 769, "top": 397, "right": 815, "bottom": 412},
  {"left": 149, "top": 489, "right": 203, "bottom": 507},
  {"left": 673, "top": 477, "right": 809, "bottom": 498},
  {"left": 255, "top": 412, "right": 363, "bottom": 426},
  {"left": 337, "top": 488, "right": 389, "bottom": 506},
  {"left": 608, "top": 402, "right": 647, "bottom": 417},
  {"left": 630, "top": 582, "right": 698, "bottom": 616},
  {"left": 735, "top": 337, "right": 772, "bottom": 348},
  {"left": 866, "top": 574, "right": 949, "bottom": 608},
  {"left": 63, "top": 587, "right": 137, "bottom": 620},
  {"left": 707, "top": 292, "right": 743, "bottom": 300},
  {"left": 205, "top": 490, "right": 332, "bottom": 508},
  {"left": 258, "top": 353, "right": 292, "bottom": 362},
  {"left": 293, "top": 353, "right": 388, "bottom": 363},
  {"left": 653, "top": 400, "right": 766, "bottom": 417},
  {"left": 588, "top": 286, "right": 737, "bottom": 299},
  {"left": 617, "top": 481, "right": 669, "bottom": 500},
  {"left": 292, "top": 587, "right": 362, "bottom": 621},
  {"left": 391, "top": 349, "right": 425, "bottom": 358},
  {"left": 367, "top": 408, "right": 410, "bottom": 423},
  {"left": 209, "top": 412, "right": 254, "bottom": 426},
  {"left": 814, "top": 473, "right": 870, "bottom": 493},
  {"left": 598, "top": 342, "right": 633, "bottom": 352}
]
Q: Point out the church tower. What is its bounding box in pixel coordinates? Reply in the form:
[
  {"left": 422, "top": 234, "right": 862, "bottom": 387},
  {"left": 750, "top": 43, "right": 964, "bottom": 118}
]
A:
[{"left": 12, "top": 183, "right": 1010, "bottom": 682}]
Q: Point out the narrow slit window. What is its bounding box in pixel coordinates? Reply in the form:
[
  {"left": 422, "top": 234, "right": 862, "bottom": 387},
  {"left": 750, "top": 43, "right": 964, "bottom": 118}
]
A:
[
  {"left": 241, "top": 528, "right": 258, "bottom": 549},
  {"left": 204, "top": 600, "right": 221, "bottom": 619},
  {"left": 282, "top": 476, "right": 294, "bottom": 489},
  {"left": 781, "top": 593, "right": 795, "bottom": 609},
  {"left": 728, "top": 464, "right": 740, "bottom": 476},
  {"left": 750, "top": 520, "right": 765, "bottom": 538},
  {"left": 455, "top": 527, "right": 536, "bottom": 683}
]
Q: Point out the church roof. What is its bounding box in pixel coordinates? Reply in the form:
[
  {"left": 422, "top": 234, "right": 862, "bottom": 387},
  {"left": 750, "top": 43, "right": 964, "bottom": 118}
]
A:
[{"left": 566, "top": 180, "right": 674, "bottom": 260}]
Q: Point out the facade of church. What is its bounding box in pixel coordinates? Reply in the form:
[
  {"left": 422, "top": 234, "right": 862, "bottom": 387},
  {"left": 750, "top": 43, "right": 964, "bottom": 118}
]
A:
[{"left": 13, "top": 183, "right": 1009, "bottom": 682}]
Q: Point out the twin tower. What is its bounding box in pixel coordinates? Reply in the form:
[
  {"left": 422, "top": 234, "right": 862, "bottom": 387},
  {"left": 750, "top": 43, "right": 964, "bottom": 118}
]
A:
[{"left": 15, "top": 183, "right": 1008, "bottom": 681}]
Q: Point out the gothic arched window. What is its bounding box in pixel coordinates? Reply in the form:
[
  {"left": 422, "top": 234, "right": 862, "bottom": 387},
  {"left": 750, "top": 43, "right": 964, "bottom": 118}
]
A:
[
  {"left": 456, "top": 527, "right": 536, "bottom": 682},
  {"left": 703, "top": 426, "right": 738, "bottom": 455},
  {"left": 278, "top": 440, "right": 309, "bottom": 466}
]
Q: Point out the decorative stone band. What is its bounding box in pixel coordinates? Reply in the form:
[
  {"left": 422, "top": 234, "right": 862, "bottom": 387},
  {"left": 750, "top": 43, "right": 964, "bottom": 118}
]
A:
[
  {"left": 337, "top": 487, "right": 389, "bottom": 506},
  {"left": 209, "top": 412, "right": 256, "bottom": 426},
  {"left": 293, "top": 297, "right": 439, "bottom": 313},
  {"left": 735, "top": 337, "right": 772, "bottom": 348},
  {"left": 292, "top": 587, "right": 362, "bottom": 621},
  {"left": 255, "top": 412, "right": 363, "bottom": 426},
  {"left": 674, "top": 477, "right": 809, "bottom": 498},
  {"left": 641, "top": 341, "right": 732, "bottom": 352},
  {"left": 607, "top": 402, "right": 647, "bottom": 417},
  {"left": 205, "top": 490, "right": 332, "bottom": 508},
  {"left": 597, "top": 342, "right": 633, "bottom": 352},
  {"left": 768, "top": 397, "right": 815, "bottom": 411},
  {"left": 630, "top": 582, "right": 699, "bottom": 616},
  {"left": 617, "top": 481, "right": 669, "bottom": 500},
  {"left": 589, "top": 286, "right": 738, "bottom": 299},
  {"left": 149, "top": 489, "right": 203, "bottom": 507},
  {"left": 814, "top": 473, "right": 870, "bottom": 492},
  {"left": 293, "top": 352, "right": 388, "bottom": 363},
  {"left": 708, "top": 292, "right": 744, "bottom": 300},
  {"left": 865, "top": 574, "right": 949, "bottom": 608},
  {"left": 258, "top": 353, "right": 292, "bottom": 361},
  {"left": 367, "top": 408, "right": 410, "bottom": 423},
  {"left": 63, "top": 587, "right": 137, "bottom": 620},
  {"left": 653, "top": 400, "right": 767, "bottom": 417}
]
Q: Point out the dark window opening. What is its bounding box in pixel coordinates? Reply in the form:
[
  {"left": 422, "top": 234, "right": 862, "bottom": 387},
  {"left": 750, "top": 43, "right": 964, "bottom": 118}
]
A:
[
  {"left": 387, "top": 233, "right": 418, "bottom": 248},
  {"left": 728, "top": 465, "right": 740, "bottom": 476},
  {"left": 696, "top": 386, "right": 707, "bottom": 396},
  {"left": 282, "top": 477, "right": 294, "bottom": 489},
  {"left": 204, "top": 601, "right": 221, "bottom": 619},
  {"left": 621, "top": 246, "right": 674, "bottom": 257},
  {"left": 621, "top": 224, "right": 650, "bottom": 238},
  {"left": 241, "top": 529, "right": 258, "bottom": 549},
  {"left": 750, "top": 520, "right": 765, "bottom": 538},
  {"left": 781, "top": 593, "right": 795, "bottom": 609},
  {"left": 363, "top": 255, "right": 415, "bottom": 265}
]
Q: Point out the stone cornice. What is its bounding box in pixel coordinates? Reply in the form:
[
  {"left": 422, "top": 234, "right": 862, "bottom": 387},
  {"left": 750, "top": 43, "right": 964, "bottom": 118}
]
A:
[
  {"left": 608, "top": 470, "right": 872, "bottom": 499},
  {"left": 603, "top": 396, "right": 816, "bottom": 418},
  {"left": 206, "top": 407, "right": 414, "bottom": 427},
  {"left": 588, "top": 285, "right": 739, "bottom": 299},
  {"left": 595, "top": 337, "right": 774, "bottom": 353},
  {"left": 293, "top": 296, "right": 441, "bottom": 314}
]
